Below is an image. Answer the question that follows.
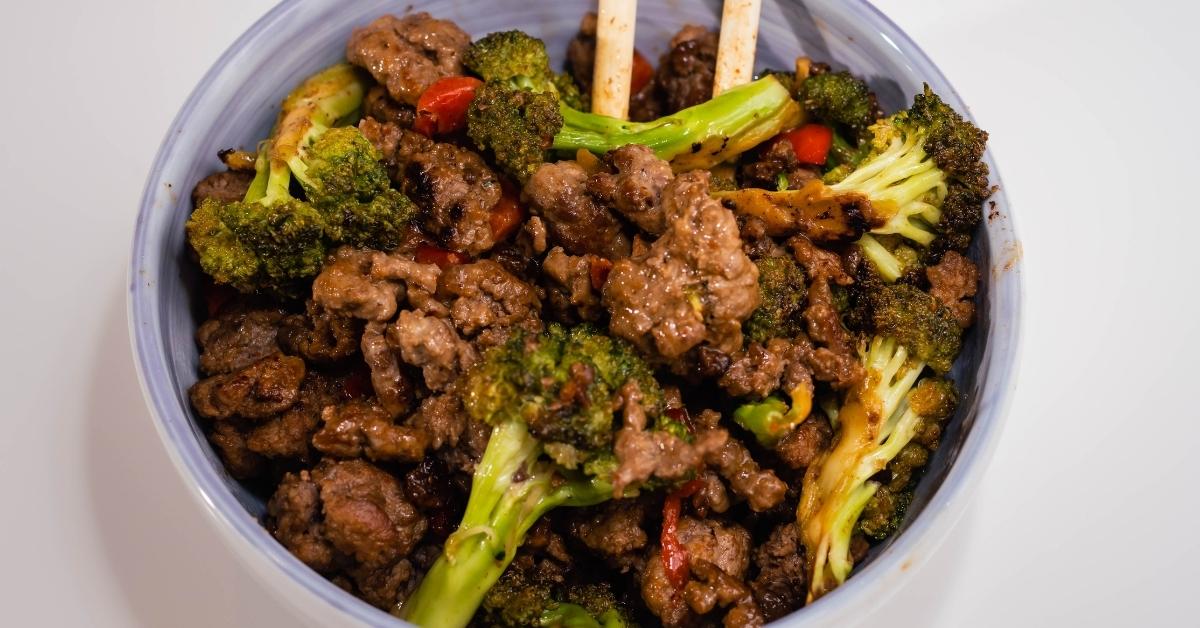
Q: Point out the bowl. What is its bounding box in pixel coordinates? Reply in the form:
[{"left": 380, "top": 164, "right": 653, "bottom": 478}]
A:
[{"left": 128, "top": 0, "right": 1022, "bottom": 625}]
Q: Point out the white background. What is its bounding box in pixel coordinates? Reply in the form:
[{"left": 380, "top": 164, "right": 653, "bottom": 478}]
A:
[{"left": 1, "top": 0, "right": 1196, "bottom": 625}]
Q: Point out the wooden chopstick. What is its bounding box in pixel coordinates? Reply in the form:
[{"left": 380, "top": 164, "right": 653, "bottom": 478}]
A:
[
  {"left": 592, "top": 0, "right": 638, "bottom": 119},
  {"left": 712, "top": 0, "right": 763, "bottom": 96}
]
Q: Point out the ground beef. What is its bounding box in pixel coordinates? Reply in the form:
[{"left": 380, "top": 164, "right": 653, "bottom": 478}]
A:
[
  {"left": 370, "top": 252, "right": 444, "bottom": 315},
  {"left": 738, "top": 136, "right": 823, "bottom": 191},
  {"left": 604, "top": 170, "right": 760, "bottom": 363},
  {"left": 437, "top": 260, "right": 543, "bottom": 347},
  {"left": 190, "top": 354, "right": 305, "bottom": 420},
  {"left": 208, "top": 421, "right": 266, "bottom": 479},
  {"left": 279, "top": 300, "right": 361, "bottom": 364},
  {"left": 773, "top": 413, "right": 833, "bottom": 470},
  {"left": 720, "top": 342, "right": 786, "bottom": 399},
  {"left": 313, "top": 398, "right": 428, "bottom": 462},
  {"left": 403, "top": 457, "right": 465, "bottom": 540},
  {"left": 566, "top": 12, "right": 663, "bottom": 122},
  {"left": 408, "top": 394, "right": 465, "bottom": 450},
  {"left": 750, "top": 522, "right": 807, "bottom": 621},
  {"left": 364, "top": 84, "right": 415, "bottom": 128},
  {"left": 358, "top": 117, "right": 404, "bottom": 169},
  {"left": 656, "top": 25, "right": 718, "bottom": 113},
  {"left": 268, "top": 459, "right": 427, "bottom": 609},
  {"left": 541, "top": 246, "right": 605, "bottom": 323},
  {"left": 641, "top": 517, "right": 753, "bottom": 626},
  {"left": 345, "top": 13, "right": 470, "bottom": 106},
  {"left": 191, "top": 170, "right": 254, "bottom": 207},
  {"left": 245, "top": 371, "right": 342, "bottom": 462},
  {"left": 612, "top": 382, "right": 728, "bottom": 494},
  {"left": 926, "top": 250, "right": 978, "bottom": 328},
  {"left": 313, "top": 247, "right": 403, "bottom": 322},
  {"left": 524, "top": 161, "right": 632, "bottom": 259},
  {"left": 790, "top": 236, "right": 864, "bottom": 390},
  {"left": 691, "top": 471, "right": 731, "bottom": 516},
  {"left": 387, "top": 309, "right": 478, "bottom": 392},
  {"left": 705, "top": 434, "right": 787, "bottom": 512},
  {"left": 587, "top": 144, "right": 673, "bottom": 235},
  {"left": 195, "top": 308, "right": 285, "bottom": 376},
  {"left": 569, "top": 499, "right": 649, "bottom": 573},
  {"left": 360, "top": 320, "right": 413, "bottom": 417}
]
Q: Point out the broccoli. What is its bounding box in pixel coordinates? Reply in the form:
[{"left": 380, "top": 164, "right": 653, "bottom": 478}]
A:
[
  {"left": 480, "top": 566, "right": 631, "bottom": 628},
  {"left": 798, "top": 71, "right": 879, "bottom": 141},
  {"left": 468, "top": 81, "right": 564, "bottom": 183},
  {"left": 733, "top": 383, "right": 813, "bottom": 447},
  {"left": 798, "top": 336, "right": 957, "bottom": 601},
  {"left": 400, "top": 324, "right": 664, "bottom": 628},
  {"left": 464, "top": 30, "right": 586, "bottom": 109},
  {"left": 848, "top": 282, "right": 962, "bottom": 374},
  {"left": 744, "top": 255, "right": 807, "bottom": 344}
]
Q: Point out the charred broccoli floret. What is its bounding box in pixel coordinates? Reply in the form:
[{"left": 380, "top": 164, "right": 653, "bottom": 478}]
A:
[
  {"left": 849, "top": 282, "right": 962, "bottom": 374},
  {"left": 464, "top": 30, "right": 585, "bottom": 109},
  {"left": 744, "top": 255, "right": 807, "bottom": 344},
  {"left": 480, "top": 566, "right": 631, "bottom": 628},
  {"left": 401, "top": 324, "right": 664, "bottom": 628},
  {"left": 799, "top": 71, "right": 878, "bottom": 141},
  {"left": 467, "top": 81, "right": 564, "bottom": 183}
]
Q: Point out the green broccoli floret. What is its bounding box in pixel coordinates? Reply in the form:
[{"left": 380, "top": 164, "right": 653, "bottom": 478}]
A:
[
  {"left": 480, "top": 566, "right": 630, "bottom": 628},
  {"left": 468, "top": 81, "right": 564, "bottom": 183},
  {"left": 745, "top": 255, "right": 807, "bottom": 343},
  {"left": 799, "top": 71, "right": 878, "bottom": 140},
  {"left": 401, "top": 324, "right": 663, "bottom": 628},
  {"left": 849, "top": 283, "right": 962, "bottom": 374},
  {"left": 464, "top": 30, "right": 585, "bottom": 109}
]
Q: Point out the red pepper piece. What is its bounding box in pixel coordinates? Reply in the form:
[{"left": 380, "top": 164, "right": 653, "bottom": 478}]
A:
[
  {"left": 661, "top": 478, "right": 706, "bottom": 590},
  {"left": 413, "top": 76, "right": 483, "bottom": 137},
  {"left": 414, "top": 243, "right": 470, "bottom": 269},
  {"left": 782, "top": 123, "right": 834, "bottom": 165}
]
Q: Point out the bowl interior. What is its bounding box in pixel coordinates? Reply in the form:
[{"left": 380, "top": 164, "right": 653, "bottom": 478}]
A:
[{"left": 130, "top": 0, "right": 1020, "bottom": 624}]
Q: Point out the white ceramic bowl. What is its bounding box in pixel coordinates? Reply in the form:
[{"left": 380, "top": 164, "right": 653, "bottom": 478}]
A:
[{"left": 129, "top": 0, "right": 1023, "bottom": 624}]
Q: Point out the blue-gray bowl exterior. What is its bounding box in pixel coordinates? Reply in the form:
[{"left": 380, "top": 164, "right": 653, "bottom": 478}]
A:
[{"left": 128, "top": 0, "right": 1022, "bottom": 625}]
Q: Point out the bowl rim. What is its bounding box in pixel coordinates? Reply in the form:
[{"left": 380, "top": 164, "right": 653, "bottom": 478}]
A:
[{"left": 128, "top": 0, "right": 1023, "bottom": 625}]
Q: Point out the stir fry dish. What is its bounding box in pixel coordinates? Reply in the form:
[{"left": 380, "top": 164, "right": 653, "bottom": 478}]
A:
[{"left": 183, "top": 10, "right": 991, "bottom": 627}]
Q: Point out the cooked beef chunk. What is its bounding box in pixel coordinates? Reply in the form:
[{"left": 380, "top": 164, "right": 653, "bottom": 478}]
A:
[
  {"left": 408, "top": 394, "right": 466, "bottom": 450},
  {"left": 360, "top": 320, "right": 413, "bottom": 417},
  {"left": 245, "top": 371, "right": 342, "bottom": 462},
  {"left": 604, "top": 170, "right": 760, "bottom": 363},
  {"left": 191, "top": 170, "right": 254, "bottom": 207},
  {"left": 569, "top": 498, "right": 650, "bottom": 573},
  {"left": 403, "top": 457, "right": 465, "bottom": 540},
  {"left": 346, "top": 13, "right": 470, "bottom": 106},
  {"left": 268, "top": 459, "right": 427, "bottom": 609},
  {"left": 208, "top": 421, "right": 266, "bottom": 479},
  {"left": 587, "top": 144, "right": 673, "bottom": 235},
  {"left": 773, "top": 413, "right": 833, "bottom": 470},
  {"left": 567, "top": 12, "right": 663, "bottom": 122},
  {"left": 313, "top": 398, "right": 428, "bottom": 461},
  {"left": 657, "top": 25, "right": 718, "bottom": 114},
  {"left": 190, "top": 354, "right": 305, "bottom": 420},
  {"left": 387, "top": 309, "right": 478, "bottom": 391},
  {"left": 790, "top": 236, "right": 865, "bottom": 390},
  {"left": 750, "top": 522, "right": 807, "bottom": 621},
  {"left": 926, "top": 250, "right": 979, "bottom": 328},
  {"left": 313, "top": 247, "right": 403, "bottom": 322},
  {"left": 370, "top": 252, "right": 445, "bottom": 314},
  {"left": 437, "top": 260, "right": 542, "bottom": 347},
  {"left": 705, "top": 435, "right": 787, "bottom": 512},
  {"left": 542, "top": 246, "right": 605, "bottom": 323},
  {"left": 738, "top": 136, "right": 823, "bottom": 191},
  {"left": 195, "top": 308, "right": 285, "bottom": 376},
  {"left": 720, "top": 341, "right": 787, "bottom": 399},
  {"left": 691, "top": 471, "right": 731, "bottom": 516},
  {"left": 279, "top": 300, "right": 362, "bottom": 363},
  {"left": 642, "top": 517, "right": 753, "bottom": 626},
  {"left": 364, "top": 84, "right": 415, "bottom": 128},
  {"left": 738, "top": 215, "right": 787, "bottom": 259},
  {"left": 524, "top": 161, "right": 632, "bottom": 259},
  {"left": 612, "top": 382, "right": 728, "bottom": 494},
  {"left": 358, "top": 117, "right": 405, "bottom": 169}
]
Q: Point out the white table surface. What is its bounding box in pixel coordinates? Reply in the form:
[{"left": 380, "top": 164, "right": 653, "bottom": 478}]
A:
[{"left": 1, "top": 0, "right": 1196, "bottom": 625}]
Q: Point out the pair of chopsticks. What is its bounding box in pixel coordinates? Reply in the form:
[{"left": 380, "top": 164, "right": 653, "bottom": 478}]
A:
[{"left": 591, "top": 0, "right": 763, "bottom": 119}]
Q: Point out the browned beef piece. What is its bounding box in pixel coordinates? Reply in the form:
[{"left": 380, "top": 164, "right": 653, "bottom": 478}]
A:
[
  {"left": 408, "top": 394, "right": 465, "bottom": 451},
  {"left": 358, "top": 118, "right": 404, "bottom": 170},
  {"left": 926, "top": 250, "right": 979, "bottom": 328},
  {"left": 195, "top": 308, "right": 285, "bottom": 375},
  {"left": 346, "top": 13, "right": 469, "bottom": 106},
  {"left": 437, "top": 260, "right": 543, "bottom": 347},
  {"left": 438, "top": 416, "right": 492, "bottom": 476},
  {"left": 403, "top": 457, "right": 464, "bottom": 540},
  {"left": 360, "top": 320, "right": 412, "bottom": 417},
  {"left": 587, "top": 144, "right": 673, "bottom": 235},
  {"left": 208, "top": 421, "right": 265, "bottom": 480},
  {"left": 245, "top": 371, "right": 342, "bottom": 462},
  {"left": 364, "top": 84, "right": 415, "bottom": 128},
  {"left": 790, "top": 236, "right": 864, "bottom": 390},
  {"left": 268, "top": 459, "right": 427, "bottom": 609},
  {"left": 720, "top": 342, "right": 786, "bottom": 399},
  {"left": 705, "top": 434, "right": 787, "bottom": 512},
  {"left": 569, "top": 499, "right": 649, "bottom": 573},
  {"left": 279, "top": 300, "right": 361, "bottom": 364},
  {"left": 611, "top": 382, "right": 728, "bottom": 494},
  {"left": 394, "top": 130, "right": 502, "bottom": 256},
  {"left": 386, "top": 309, "right": 478, "bottom": 392},
  {"left": 524, "top": 161, "right": 631, "bottom": 259},
  {"left": 190, "top": 354, "right": 305, "bottom": 420},
  {"left": 566, "top": 12, "right": 663, "bottom": 122},
  {"left": 641, "top": 517, "right": 753, "bottom": 626},
  {"left": 774, "top": 413, "right": 833, "bottom": 470},
  {"left": 541, "top": 246, "right": 604, "bottom": 323},
  {"left": 750, "top": 522, "right": 807, "bottom": 621},
  {"left": 312, "top": 398, "right": 428, "bottom": 462},
  {"left": 370, "top": 252, "right": 445, "bottom": 314},
  {"left": 738, "top": 136, "right": 822, "bottom": 190},
  {"left": 313, "top": 247, "right": 403, "bottom": 322},
  {"left": 691, "top": 471, "right": 731, "bottom": 516},
  {"left": 657, "top": 25, "right": 718, "bottom": 113},
  {"left": 191, "top": 170, "right": 254, "bottom": 207},
  {"left": 738, "top": 215, "right": 786, "bottom": 259},
  {"left": 604, "top": 170, "right": 760, "bottom": 362}
]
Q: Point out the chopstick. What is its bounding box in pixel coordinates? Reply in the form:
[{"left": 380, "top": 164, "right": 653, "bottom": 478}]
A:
[
  {"left": 592, "top": 0, "right": 638, "bottom": 119},
  {"left": 712, "top": 0, "right": 763, "bottom": 96}
]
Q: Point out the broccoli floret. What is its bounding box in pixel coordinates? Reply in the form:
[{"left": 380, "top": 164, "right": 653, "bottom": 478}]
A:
[
  {"left": 855, "top": 233, "right": 921, "bottom": 282},
  {"left": 745, "top": 255, "right": 807, "bottom": 343},
  {"left": 799, "top": 71, "right": 878, "bottom": 140},
  {"left": 468, "top": 81, "right": 564, "bottom": 183},
  {"left": 733, "top": 383, "right": 813, "bottom": 447},
  {"left": 798, "top": 336, "right": 953, "bottom": 601},
  {"left": 402, "top": 324, "right": 663, "bottom": 628},
  {"left": 849, "top": 283, "right": 962, "bottom": 374},
  {"left": 480, "top": 567, "right": 630, "bottom": 628},
  {"left": 464, "top": 30, "right": 586, "bottom": 109}
]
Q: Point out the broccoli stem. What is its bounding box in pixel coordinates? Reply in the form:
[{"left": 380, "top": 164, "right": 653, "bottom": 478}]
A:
[
  {"left": 552, "top": 76, "right": 801, "bottom": 171},
  {"left": 733, "top": 384, "right": 813, "bottom": 446}
]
